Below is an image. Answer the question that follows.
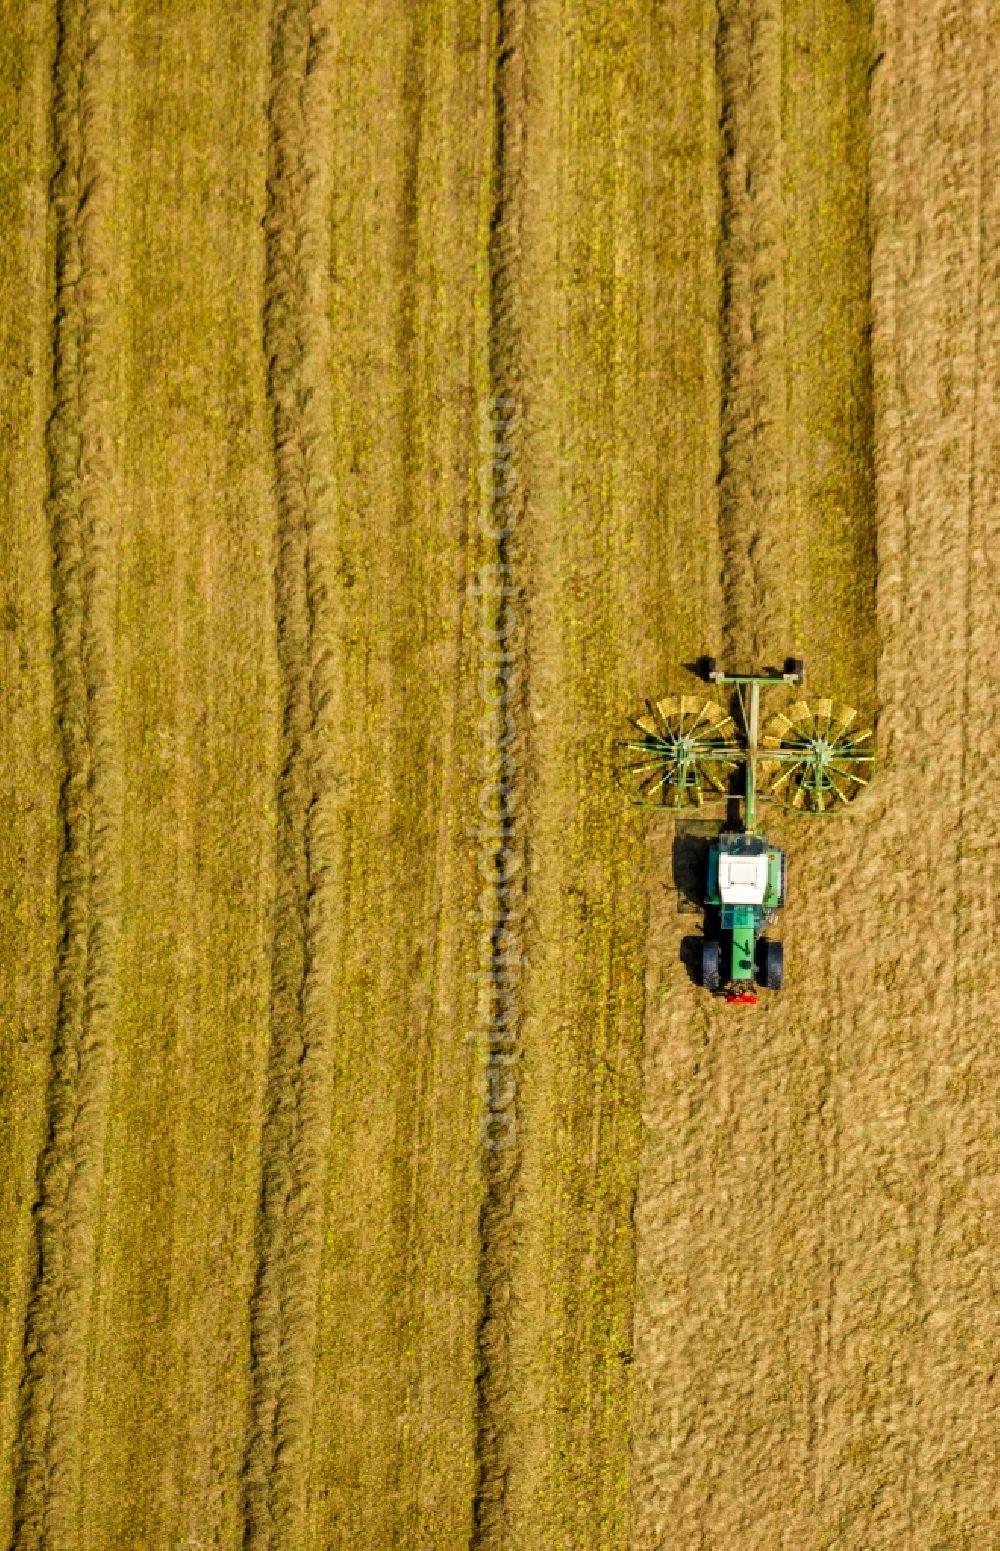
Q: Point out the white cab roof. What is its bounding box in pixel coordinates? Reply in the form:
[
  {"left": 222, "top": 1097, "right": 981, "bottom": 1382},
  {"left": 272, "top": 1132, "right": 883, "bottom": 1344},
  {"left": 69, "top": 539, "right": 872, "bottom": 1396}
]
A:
[{"left": 718, "top": 850, "right": 769, "bottom": 905}]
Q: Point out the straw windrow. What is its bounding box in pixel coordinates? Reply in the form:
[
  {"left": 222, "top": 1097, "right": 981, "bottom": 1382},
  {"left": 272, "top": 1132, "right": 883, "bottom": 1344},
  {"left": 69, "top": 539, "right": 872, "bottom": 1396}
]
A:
[
  {"left": 242, "top": 3, "right": 342, "bottom": 1546},
  {"left": 12, "top": 3, "right": 122, "bottom": 1547}
]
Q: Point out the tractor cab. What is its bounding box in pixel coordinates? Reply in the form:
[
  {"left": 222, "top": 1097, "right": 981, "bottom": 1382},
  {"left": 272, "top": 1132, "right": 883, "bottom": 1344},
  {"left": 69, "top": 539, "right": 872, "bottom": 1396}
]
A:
[{"left": 714, "top": 833, "right": 770, "bottom": 905}]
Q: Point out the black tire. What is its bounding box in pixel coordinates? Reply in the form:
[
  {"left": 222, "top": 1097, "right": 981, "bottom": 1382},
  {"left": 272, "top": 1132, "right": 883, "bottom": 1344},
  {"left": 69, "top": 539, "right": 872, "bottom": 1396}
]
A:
[
  {"left": 758, "top": 938, "right": 784, "bottom": 991},
  {"left": 704, "top": 655, "right": 719, "bottom": 682},
  {"left": 701, "top": 939, "right": 722, "bottom": 992},
  {"left": 785, "top": 656, "right": 805, "bottom": 683}
]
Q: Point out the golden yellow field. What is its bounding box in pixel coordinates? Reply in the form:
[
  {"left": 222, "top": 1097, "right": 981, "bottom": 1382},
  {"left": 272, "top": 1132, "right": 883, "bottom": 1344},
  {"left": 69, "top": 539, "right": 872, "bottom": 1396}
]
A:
[{"left": 0, "top": 1, "right": 996, "bottom": 1548}]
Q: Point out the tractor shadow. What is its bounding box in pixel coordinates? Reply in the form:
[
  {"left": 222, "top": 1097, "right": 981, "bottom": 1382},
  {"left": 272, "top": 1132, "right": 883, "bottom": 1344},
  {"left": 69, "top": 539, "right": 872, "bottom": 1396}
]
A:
[
  {"left": 679, "top": 934, "right": 706, "bottom": 988},
  {"left": 671, "top": 818, "right": 722, "bottom": 911},
  {"left": 682, "top": 655, "right": 791, "bottom": 683},
  {"left": 672, "top": 818, "right": 725, "bottom": 989}
]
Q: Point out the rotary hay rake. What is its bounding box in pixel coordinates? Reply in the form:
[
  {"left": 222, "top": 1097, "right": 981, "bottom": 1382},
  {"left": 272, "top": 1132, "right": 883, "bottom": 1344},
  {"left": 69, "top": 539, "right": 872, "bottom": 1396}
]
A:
[{"left": 623, "top": 662, "right": 875, "bottom": 818}]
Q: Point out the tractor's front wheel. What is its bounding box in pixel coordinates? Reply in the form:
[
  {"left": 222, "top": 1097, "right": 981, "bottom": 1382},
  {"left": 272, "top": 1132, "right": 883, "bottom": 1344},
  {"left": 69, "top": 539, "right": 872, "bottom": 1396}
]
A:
[
  {"left": 701, "top": 939, "right": 722, "bottom": 991},
  {"left": 758, "top": 938, "right": 784, "bottom": 990}
]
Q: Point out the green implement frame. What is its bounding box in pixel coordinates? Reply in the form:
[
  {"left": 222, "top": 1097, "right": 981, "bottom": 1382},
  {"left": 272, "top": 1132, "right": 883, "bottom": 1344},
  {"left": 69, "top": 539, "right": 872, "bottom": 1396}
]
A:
[
  {"left": 707, "top": 666, "right": 796, "bottom": 833},
  {"left": 621, "top": 660, "right": 875, "bottom": 825}
]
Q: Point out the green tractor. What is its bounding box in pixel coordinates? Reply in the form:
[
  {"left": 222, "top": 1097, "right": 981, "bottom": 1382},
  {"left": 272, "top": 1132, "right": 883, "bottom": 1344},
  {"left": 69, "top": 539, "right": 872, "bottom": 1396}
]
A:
[{"left": 622, "top": 659, "right": 875, "bottom": 1004}]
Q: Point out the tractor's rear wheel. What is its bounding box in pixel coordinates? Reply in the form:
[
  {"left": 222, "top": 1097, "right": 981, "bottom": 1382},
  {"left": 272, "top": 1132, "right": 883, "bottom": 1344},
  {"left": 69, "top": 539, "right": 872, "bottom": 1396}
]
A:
[
  {"left": 701, "top": 939, "right": 722, "bottom": 992},
  {"left": 758, "top": 938, "right": 784, "bottom": 991}
]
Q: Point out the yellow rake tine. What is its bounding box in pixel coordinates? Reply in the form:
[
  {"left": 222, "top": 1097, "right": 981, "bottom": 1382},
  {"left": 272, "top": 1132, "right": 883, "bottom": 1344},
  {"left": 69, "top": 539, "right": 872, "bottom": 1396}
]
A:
[
  {"left": 627, "top": 758, "right": 672, "bottom": 778},
  {"left": 830, "top": 704, "right": 858, "bottom": 739},
  {"left": 831, "top": 764, "right": 869, "bottom": 786},
  {"left": 648, "top": 699, "right": 671, "bottom": 739},
  {"left": 702, "top": 764, "right": 730, "bottom": 792},
  {"left": 687, "top": 701, "right": 718, "bottom": 736},
  {"left": 640, "top": 768, "right": 671, "bottom": 802}
]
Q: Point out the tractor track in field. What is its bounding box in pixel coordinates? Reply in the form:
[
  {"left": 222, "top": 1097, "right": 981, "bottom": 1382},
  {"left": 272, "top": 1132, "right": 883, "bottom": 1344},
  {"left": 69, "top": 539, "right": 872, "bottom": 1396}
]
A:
[
  {"left": 470, "top": 1, "right": 527, "bottom": 1544},
  {"left": 241, "top": 2, "right": 342, "bottom": 1547},
  {"left": 11, "top": 2, "right": 121, "bottom": 1548},
  {"left": 716, "top": 0, "right": 788, "bottom": 667}
]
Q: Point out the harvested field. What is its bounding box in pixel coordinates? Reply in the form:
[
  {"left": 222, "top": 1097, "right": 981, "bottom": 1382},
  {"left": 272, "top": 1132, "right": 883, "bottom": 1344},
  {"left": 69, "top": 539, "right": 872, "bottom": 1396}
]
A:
[{"left": 0, "top": 1, "right": 995, "bottom": 1548}]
